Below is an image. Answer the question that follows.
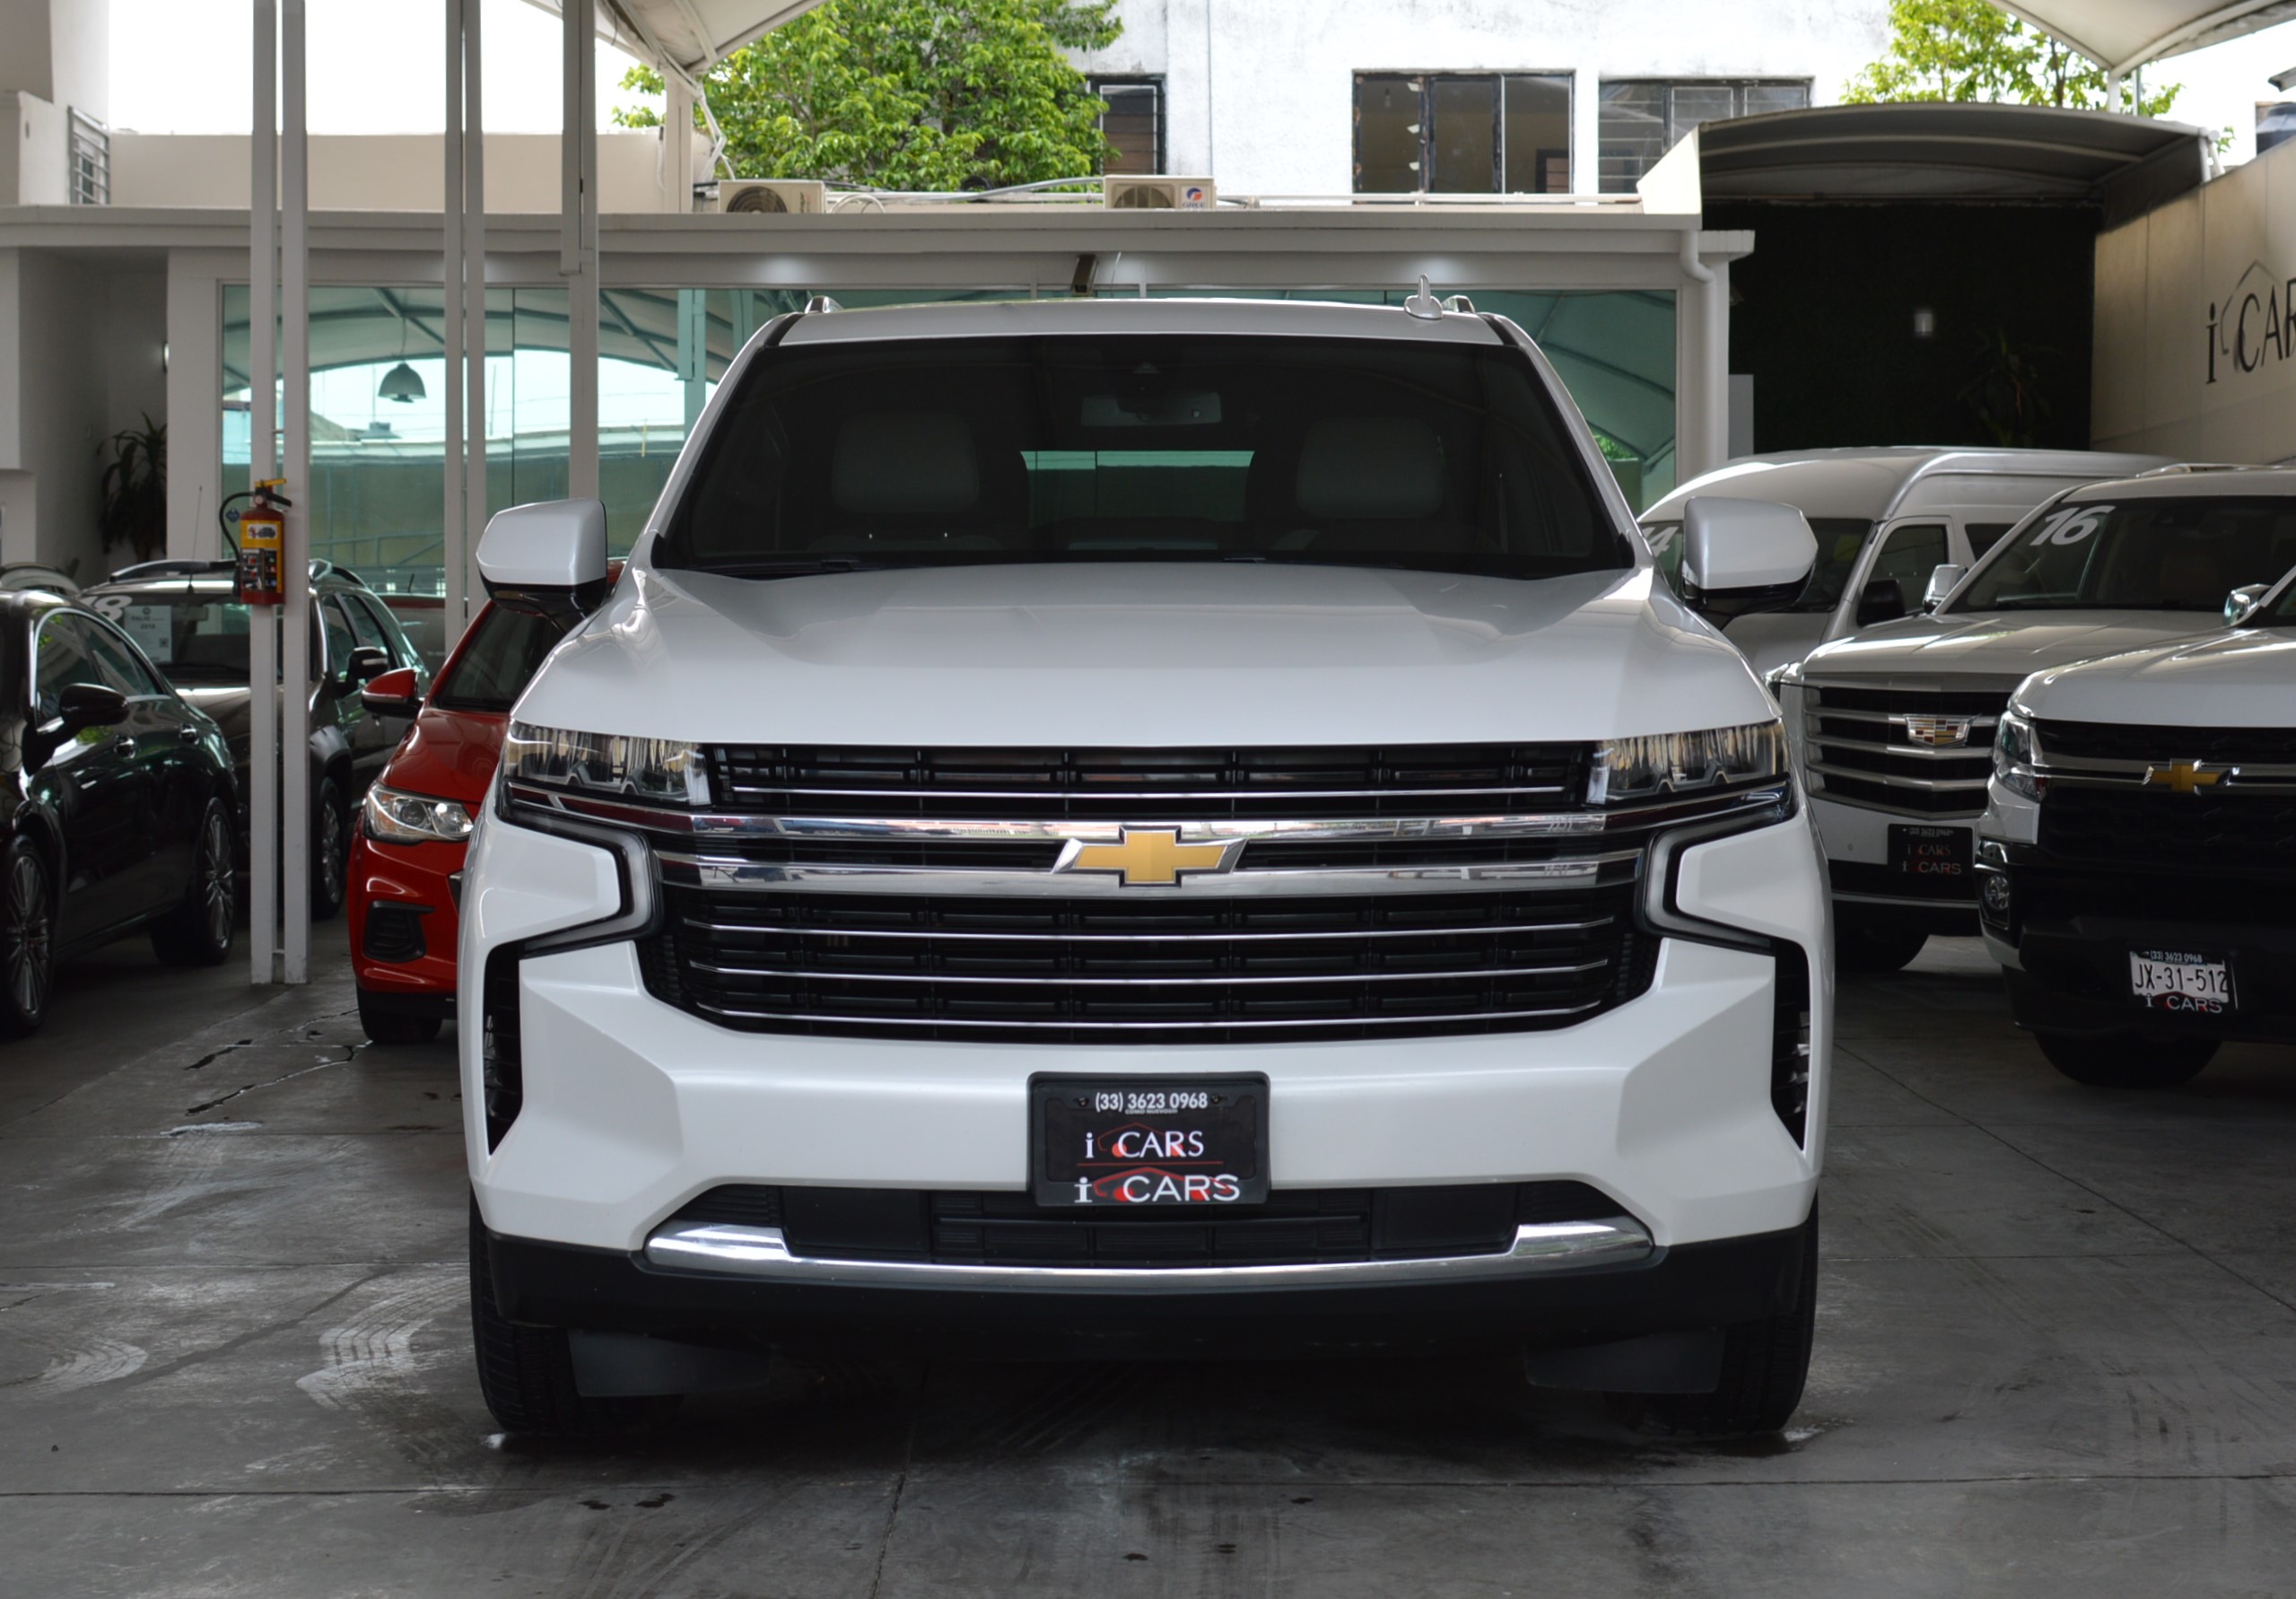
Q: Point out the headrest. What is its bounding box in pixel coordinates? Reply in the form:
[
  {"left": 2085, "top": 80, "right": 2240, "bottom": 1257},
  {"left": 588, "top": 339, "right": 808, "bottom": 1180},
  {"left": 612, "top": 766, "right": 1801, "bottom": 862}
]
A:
[
  {"left": 1294, "top": 418, "right": 1444, "bottom": 520},
  {"left": 832, "top": 412, "right": 979, "bottom": 515}
]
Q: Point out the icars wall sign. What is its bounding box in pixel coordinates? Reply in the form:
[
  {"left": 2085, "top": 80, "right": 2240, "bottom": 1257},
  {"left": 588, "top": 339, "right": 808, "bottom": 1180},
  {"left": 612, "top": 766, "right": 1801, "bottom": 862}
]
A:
[{"left": 2207, "top": 261, "right": 2296, "bottom": 384}]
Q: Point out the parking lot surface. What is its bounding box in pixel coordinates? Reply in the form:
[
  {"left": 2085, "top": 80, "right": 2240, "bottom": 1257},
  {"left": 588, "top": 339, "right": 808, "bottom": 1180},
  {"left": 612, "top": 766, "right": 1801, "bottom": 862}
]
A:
[{"left": 4, "top": 932, "right": 2294, "bottom": 1597}]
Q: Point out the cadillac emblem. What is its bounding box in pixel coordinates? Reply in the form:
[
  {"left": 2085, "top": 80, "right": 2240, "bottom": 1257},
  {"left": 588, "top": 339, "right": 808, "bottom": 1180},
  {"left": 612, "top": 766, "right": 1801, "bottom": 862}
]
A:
[{"left": 1903, "top": 715, "right": 1973, "bottom": 749}]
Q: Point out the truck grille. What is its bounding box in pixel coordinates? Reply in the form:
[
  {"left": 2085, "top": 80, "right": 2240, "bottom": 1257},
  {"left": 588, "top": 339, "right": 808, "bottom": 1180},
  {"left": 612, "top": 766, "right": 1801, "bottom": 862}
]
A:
[
  {"left": 637, "top": 882, "right": 1655, "bottom": 1044},
  {"left": 1804, "top": 686, "right": 2004, "bottom": 816},
  {"left": 707, "top": 742, "right": 1589, "bottom": 820},
  {"left": 2038, "top": 788, "right": 2296, "bottom": 874},
  {"left": 2036, "top": 720, "right": 2296, "bottom": 766}
]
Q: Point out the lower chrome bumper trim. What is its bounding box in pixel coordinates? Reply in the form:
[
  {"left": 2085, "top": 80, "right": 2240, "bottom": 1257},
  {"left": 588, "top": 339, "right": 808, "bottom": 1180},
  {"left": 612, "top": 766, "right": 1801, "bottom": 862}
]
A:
[{"left": 642, "top": 1217, "right": 1656, "bottom": 1292}]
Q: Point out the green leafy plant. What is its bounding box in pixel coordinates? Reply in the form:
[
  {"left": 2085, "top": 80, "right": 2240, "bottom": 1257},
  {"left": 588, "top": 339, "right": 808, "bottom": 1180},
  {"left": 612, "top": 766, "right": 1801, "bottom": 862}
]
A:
[
  {"left": 1843, "top": 0, "right": 2185, "bottom": 116},
  {"left": 615, "top": 0, "right": 1123, "bottom": 192},
  {"left": 98, "top": 414, "right": 168, "bottom": 564},
  {"left": 1960, "top": 329, "right": 2052, "bottom": 446}
]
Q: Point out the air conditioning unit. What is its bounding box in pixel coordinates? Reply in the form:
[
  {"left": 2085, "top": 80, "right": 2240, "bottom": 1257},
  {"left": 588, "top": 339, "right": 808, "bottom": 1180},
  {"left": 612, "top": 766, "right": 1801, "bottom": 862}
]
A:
[
  {"left": 716, "top": 179, "right": 827, "bottom": 215},
  {"left": 1103, "top": 175, "right": 1216, "bottom": 211}
]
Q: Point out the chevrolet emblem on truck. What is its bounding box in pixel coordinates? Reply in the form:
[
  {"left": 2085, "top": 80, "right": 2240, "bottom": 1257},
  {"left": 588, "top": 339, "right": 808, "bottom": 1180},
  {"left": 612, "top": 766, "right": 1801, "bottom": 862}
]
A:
[
  {"left": 1054, "top": 827, "right": 1241, "bottom": 887},
  {"left": 2143, "top": 759, "right": 2227, "bottom": 795}
]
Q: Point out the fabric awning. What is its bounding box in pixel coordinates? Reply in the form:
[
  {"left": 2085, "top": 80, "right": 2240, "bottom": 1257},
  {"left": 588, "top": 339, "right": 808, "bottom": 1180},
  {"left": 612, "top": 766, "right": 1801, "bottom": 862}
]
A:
[
  {"left": 524, "top": 0, "right": 825, "bottom": 82},
  {"left": 1999, "top": 0, "right": 2296, "bottom": 73}
]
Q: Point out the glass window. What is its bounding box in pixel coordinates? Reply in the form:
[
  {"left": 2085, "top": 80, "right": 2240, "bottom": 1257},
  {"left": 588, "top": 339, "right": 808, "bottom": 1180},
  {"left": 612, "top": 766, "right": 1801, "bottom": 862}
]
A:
[
  {"left": 1599, "top": 80, "right": 1810, "bottom": 192},
  {"left": 1094, "top": 78, "right": 1164, "bottom": 175},
  {"left": 432, "top": 604, "right": 572, "bottom": 712},
  {"left": 339, "top": 591, "right": 391, "bottom": 657},
  {"left": 1964, "top": 496, "right": 2296, "bottom": 613},
  {"left": 1785, "top": 519, "right": 1880, "bottom": 613},
  {"left": 1866, "top": 522, "right": 1950, "bottom": 606},
  {"left": 320, "top": 598, "right": 358, "bottom": 682},
  {"left": 35, "top": 616, "right": 108, "bottom": 718},
  {"left": 84, "top": 621, "right": 165, "bottom": 697},
  {"left": 667, "top": 335, "right": 1628, "bottom": 582},
  {"left": 1965, "top": 520, "right": 2017, "bottom": 558},
  {"left": 1356, "top": 73, "right": 1572, "bottom": 195}
]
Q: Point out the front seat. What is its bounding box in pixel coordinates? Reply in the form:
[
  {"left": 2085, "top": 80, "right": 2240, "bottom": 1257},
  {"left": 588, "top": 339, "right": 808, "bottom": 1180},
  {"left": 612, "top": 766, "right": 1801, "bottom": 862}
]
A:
[{"left": 814, "top": 411, "right": 1010, "bottom": 553}]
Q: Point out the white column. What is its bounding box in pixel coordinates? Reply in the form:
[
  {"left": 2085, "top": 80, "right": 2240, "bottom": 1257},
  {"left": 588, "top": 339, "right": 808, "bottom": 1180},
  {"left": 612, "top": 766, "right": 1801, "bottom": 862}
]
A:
[
  {"left": 281, "top": 0, "right": 311, "bottom": 984},
  {"left": 444, "top": 0, "right": 465, "bottom": 651},
  {"left": 162, "top": 253, "right": 223, "bottom": 560},
  {"left": 664, "top": 73, "right": 694, "bottom": 213},
  {"left": 1573, "top": 68, "right": 1601, "bottom": 195},
  {"left": 465, "top": 0, "right": 487, "bottom": 628},
  {"left": 1672, "top": 230, "right": 1735, "bottom": 484},
  {"left": 563, "top": 0, "right": 599, "bottom": 500},
  {"left": 249, "top": 0, "right": 279, "bottom": 986}
]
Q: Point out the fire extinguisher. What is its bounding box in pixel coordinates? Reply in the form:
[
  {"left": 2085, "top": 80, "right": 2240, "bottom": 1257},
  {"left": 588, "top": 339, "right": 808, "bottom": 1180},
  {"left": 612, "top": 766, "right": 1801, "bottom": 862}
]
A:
[{"left": 235, "top": 479, "right": 289, "bottom": 605}]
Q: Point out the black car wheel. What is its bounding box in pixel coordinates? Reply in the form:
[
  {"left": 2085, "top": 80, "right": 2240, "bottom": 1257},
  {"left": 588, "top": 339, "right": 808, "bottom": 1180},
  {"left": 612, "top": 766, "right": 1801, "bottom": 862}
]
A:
[
  {"left": 0, "top": 837, "right": 55, "bottom": 1036},
  {"left": 311, "top": 777, "right": 349, "bottom": 920},
  {"left": 153, "top": 799, "right": 237, "bottom": 967}
]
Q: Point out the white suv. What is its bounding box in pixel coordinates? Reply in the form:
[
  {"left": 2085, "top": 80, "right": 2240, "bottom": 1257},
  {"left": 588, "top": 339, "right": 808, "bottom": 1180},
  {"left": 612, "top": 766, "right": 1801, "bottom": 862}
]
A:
[
  {"left": 1775, "top": 470, "right": 2296, "bottom": 973},
  {"left": 458, "top": 299, "right": 1831, "bottom": 1438},
  {"left": 1978, "top": 551, "right": 2296, "bottom": 1088}
]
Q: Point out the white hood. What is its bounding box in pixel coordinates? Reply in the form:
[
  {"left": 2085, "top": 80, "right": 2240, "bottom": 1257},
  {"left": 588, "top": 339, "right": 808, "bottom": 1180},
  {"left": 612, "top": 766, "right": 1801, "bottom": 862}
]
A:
[
  {"left": 2014, "top": 626, "right": 2296, "bottom": 727},
  {"left": 516, "top": 562, "right": 1775, "bottom": 747},
  {"left": 1799, "top": 607, "right": 2227, "bottom": 689}
]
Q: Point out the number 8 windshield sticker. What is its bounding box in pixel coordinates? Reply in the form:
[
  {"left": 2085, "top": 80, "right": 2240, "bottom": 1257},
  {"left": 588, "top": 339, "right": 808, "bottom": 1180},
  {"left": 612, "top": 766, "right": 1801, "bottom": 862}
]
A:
[{"left": 2029, "top": 504, "right": 2112, "bottom": 546}]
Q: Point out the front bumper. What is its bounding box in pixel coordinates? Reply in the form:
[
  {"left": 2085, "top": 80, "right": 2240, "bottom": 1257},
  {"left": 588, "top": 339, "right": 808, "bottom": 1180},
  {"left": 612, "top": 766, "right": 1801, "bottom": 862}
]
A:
[
  {"left": 1811, "top": 794, "right": 1978, "bottom": 931},
  {"left": 461, "top": 798, "right": 1832, "bottom": 1327},
  {"left": 485, "top": 1212, "right": 1815, "bottom": 1359},
  {"left": 350, "top": 832, "right": 465, "bottom": 1005}
]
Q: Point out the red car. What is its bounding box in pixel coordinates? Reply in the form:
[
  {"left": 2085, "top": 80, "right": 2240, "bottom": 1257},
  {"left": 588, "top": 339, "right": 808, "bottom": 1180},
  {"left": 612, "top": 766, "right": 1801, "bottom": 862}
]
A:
[{"left": 350, "top": 594, "right": 588, "bottom": 1044}]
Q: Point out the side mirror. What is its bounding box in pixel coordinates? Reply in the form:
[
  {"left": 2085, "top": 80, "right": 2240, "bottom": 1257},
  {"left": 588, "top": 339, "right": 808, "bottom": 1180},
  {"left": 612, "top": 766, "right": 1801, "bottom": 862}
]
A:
[
  {"left": 2226, "top": 582, "right": 2272, "bottom": 626},
  {"left": 1923, "top": 564, "right": 1967, "bottom": 612},
  {"left": 1856, "top": 578, "right": 1908, "bottom": 628},
  {"left": 1679, "top": 498, "right": 1818, "bottom": 624},
  {"left": 346, "top": 644, "right": 391, "bottom": 684},
  {"left": 56, "top": 682, "right": 128, "bottom": 736},
  {"left": 477, "top": 498, "right": 610, "bottom": 624},
  {"left": 360, "top": 664, "right": 423, "bottom": 718}
]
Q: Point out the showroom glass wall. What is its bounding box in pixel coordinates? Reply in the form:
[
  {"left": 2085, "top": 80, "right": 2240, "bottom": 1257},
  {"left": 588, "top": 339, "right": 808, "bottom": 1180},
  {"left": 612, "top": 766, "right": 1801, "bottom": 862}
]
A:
[{"left": 222, "top": 282, "right": 1672, "bottom": 660}]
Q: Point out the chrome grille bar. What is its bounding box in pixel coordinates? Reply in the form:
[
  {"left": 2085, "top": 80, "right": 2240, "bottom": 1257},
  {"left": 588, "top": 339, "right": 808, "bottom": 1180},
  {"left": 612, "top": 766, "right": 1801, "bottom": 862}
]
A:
[
  {"left": 685, "top": 959, "right": 1611, "bottom": 987},
  {"left": 677, "top": 915, "right": 1617, "bottom": 942},
  {"left": 692, "top": 1000, "right": 1608, "bottom": 1032},
  {"left": 653, "top": 849, "right": 1646, "bottom": 897}
]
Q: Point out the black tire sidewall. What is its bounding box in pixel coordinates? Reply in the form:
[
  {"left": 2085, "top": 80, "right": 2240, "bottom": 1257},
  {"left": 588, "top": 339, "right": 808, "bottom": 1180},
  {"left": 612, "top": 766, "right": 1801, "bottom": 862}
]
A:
[{"left": 0, "top": 836, "right": 51, "bottom": 1033}]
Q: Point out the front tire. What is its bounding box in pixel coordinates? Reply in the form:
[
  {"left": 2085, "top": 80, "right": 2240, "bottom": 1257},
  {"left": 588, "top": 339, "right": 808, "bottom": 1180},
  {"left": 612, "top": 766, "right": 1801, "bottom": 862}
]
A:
[
  {"left": 0, "top": 837, "right": 54, "bottom": 1036},
  {"left": 152, "top": 799, "right": 237, "bottom": 967},
  {"left": 2036, "top": 1030, "right": 2215, "bottom": 1089},
  {"left": 1834, "top": 913, "right": 1928, "bottom": 974},
  {"left": 469, "top": 1197, "right": 679, "bottom": 1437},
  {"left": 310, "top": 776, "right": 350, "bottom": 920},
  {"left": 359, "top": 989, "right": 441, "bottom": 1045},
  {"left": 1611, "top": 1212, "right": 1818, "bottom": 1438}
]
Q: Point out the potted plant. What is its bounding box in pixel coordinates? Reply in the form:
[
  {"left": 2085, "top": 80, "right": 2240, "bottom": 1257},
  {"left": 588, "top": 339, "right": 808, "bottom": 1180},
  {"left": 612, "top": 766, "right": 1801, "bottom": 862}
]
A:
[{"left": 99, "top": 415, "right": 167, "bottom": 565}]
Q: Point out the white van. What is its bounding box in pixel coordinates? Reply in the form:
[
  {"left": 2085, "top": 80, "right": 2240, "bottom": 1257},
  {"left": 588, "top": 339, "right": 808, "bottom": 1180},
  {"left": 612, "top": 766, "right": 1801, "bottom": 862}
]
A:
[{"left": 1640, "top": 449, "right": 2171, "bottom": 676}]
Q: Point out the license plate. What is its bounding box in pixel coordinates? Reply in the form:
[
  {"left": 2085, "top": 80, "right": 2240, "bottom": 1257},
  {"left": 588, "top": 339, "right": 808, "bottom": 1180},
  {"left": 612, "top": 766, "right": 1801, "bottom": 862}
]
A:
[
  {"left": 1889, "top": 823, "right": 1970, "bottom": 881},
  {"left": 1031, "top": 1075, "right": 1269, "bottom": 1207},
  {"left": 2128, "top": 949, "right": 2234, "bottom": 1014}
]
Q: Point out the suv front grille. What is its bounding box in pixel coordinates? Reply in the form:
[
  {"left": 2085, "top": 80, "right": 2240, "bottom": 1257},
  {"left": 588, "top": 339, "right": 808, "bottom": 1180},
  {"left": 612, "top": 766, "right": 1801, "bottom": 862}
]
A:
[
  {"left": 1804, "top": 686, "right": 2004, "bottom": 816},
  {"left": 2038, "top": 787, "right": 2296, "bottom": 874},
  {"left": 2036, "top": 720, "right": 2296, "bottom": 766},
  {"left": 637, "top": 883, "right": 1655, "bottom": 1044},
  {"left": 707, "top": 743, "right": 1590, "bottom": 820},
  {"left": 666, "top": 1181, "right": 1623, "bottom": 1268}
]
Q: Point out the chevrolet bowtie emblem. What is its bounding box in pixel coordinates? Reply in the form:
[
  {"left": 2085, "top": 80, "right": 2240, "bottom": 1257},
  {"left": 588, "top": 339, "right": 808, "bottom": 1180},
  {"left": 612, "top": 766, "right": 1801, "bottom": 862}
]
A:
[
  {"left": 1903, "top": 715, "right": 1972, "bottom": 748},
  {"left": 2143, "top": 760, "right": 2226, "bottom": 796},
  {"left": 1056, "top": 827, "right": 1240, "bottom": 887}
]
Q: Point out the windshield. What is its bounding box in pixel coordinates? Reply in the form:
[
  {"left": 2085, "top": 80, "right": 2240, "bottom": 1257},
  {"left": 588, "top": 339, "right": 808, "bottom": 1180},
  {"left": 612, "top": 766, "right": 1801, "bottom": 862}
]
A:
[
  {"left": 1952, "top": 495, "right": 2296, "bottom": 614},
  {"left": 98, "top": 596, "right": 305, "bottom": 685},
  {"left": 659, "top": 334, "right": 1630, "bottom": 582},
  {"left": 432, "top": 604, "right": 570, "bottom": 712}
]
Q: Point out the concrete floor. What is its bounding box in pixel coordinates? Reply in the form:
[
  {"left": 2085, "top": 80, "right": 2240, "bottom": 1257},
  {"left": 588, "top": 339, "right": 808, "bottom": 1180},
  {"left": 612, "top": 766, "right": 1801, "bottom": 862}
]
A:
[{"left": 4, "top": 929, "right": 2296, "bottom": 1597}]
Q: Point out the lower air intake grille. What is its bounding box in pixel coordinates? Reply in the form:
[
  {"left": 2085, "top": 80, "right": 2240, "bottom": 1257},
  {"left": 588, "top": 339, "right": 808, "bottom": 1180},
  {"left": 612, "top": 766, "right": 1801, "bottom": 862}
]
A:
[
  {"left": 637, "top": 884, "right": 1656, "bottom": 1044},
  {"left": 666, "top": 1181, "right": 1624, "bottom": 1268},
  {"left": 1771, "top": 943, "right": 1811, "bottom": 1146}
]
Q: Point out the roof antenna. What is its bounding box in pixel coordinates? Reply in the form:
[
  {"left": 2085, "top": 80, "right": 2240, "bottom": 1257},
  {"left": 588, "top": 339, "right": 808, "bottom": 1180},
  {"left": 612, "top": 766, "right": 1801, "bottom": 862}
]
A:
[{"left": 1403, "top": 275, "right": 1444, "bottom": 319}]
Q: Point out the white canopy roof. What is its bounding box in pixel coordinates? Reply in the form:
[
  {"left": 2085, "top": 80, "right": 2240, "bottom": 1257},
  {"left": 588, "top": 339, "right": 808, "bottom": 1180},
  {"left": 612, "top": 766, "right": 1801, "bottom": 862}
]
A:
[
  {"left": 2001, "top": 0, "right": 2296, "bottom": 73},
  {"left": 525, "top": 0, "right": 825, "bottom": 83}
]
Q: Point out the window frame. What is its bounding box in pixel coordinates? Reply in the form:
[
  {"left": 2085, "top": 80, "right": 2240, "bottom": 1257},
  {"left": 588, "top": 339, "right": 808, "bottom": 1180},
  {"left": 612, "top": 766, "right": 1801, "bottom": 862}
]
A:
[
  {"left": 1090, "top": 74, "right": 1166, "bottom": 176},
  {"left": 1595, "top": 78, "right": 1811, "bottom": 193},
  {"left": 1351, "top": 70, "right": 1576, "bottom": 196}
]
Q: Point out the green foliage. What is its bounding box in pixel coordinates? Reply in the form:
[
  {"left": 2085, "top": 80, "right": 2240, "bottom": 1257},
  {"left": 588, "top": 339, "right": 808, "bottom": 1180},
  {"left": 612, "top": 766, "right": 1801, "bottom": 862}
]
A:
[
  {"left": 615, "top": 0, "right": 1123, "bottom": 191},
  {"left": 1843, "top": 0, "right": 2183, "bottom": 117},
  {"left": 98, "top": 415, "right": 167, "bottom": 563}
]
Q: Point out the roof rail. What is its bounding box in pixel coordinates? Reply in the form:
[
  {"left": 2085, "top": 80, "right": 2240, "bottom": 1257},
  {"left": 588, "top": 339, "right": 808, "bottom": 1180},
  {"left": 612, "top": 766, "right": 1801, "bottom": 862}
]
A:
[{"left": 2134, "top": 462, "right": 2259, "bottom": 476}]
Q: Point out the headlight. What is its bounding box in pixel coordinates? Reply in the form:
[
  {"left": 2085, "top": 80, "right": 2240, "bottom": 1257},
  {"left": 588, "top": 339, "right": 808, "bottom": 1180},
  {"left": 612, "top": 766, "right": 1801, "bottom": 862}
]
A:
[
  {"left": 502, "top": 722, "right": 712, "bottom": 807},
  {"left": 364, "top": 784, "right": 476, "bottom": 844},
  {"left": 1994, "top": 711, "right": 2046, "bottom": 801},
  {"left": 1589, "top": 721, "right": 1788, "bottom": 806}
]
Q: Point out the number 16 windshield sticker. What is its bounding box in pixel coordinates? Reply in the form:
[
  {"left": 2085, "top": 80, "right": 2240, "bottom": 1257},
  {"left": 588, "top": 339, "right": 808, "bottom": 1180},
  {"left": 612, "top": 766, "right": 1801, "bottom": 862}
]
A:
[{"left": 2028, "top": 504, "right": 2112, "bottom": 546}]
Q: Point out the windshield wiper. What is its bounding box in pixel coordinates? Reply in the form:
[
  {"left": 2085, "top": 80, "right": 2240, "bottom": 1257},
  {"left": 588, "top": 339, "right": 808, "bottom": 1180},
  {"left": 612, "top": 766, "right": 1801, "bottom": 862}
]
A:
[{"left": 695, "top": 557, "right": 877, "bottom": 579}]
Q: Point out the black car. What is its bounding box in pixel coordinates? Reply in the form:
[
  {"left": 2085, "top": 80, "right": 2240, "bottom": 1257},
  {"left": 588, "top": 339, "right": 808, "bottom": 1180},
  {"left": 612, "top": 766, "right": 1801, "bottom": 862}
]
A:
[
  {"left": 0, "top": 591, "right": 239, "bottom": 1034},
  {"left": 82, "top": 561, "right": 431, "bottom": 917}
]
